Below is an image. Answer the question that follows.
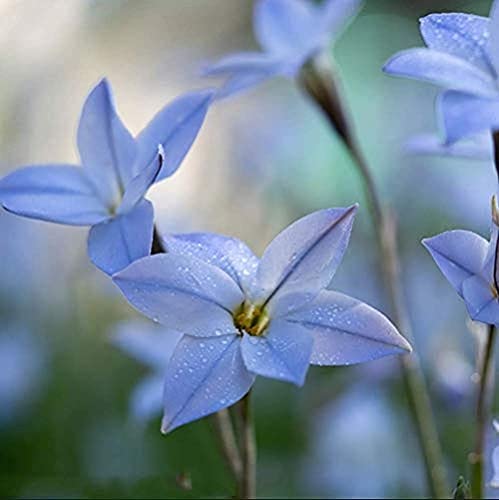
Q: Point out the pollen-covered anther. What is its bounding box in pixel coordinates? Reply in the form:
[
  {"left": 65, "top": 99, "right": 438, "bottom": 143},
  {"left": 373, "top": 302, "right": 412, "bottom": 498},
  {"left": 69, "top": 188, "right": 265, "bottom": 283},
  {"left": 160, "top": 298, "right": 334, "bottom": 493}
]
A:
[{"left": 233, "top": 302, "right": 270, "bottom": 337}]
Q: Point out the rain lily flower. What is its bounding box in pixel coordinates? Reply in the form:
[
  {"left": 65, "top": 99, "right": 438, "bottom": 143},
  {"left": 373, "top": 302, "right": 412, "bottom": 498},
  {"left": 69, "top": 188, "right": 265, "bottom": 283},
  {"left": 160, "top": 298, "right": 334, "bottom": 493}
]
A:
[
  {"left": 384, "top": 1, "right": 499, "bottom": 144},
  {"left": 111, "top": 320, "right": 182, "bottom": 422},
  {"left": 113, "top": 206, "right": 411, "bottom": 433},
  {"left": 204, "top": 0, "right": 362, "bottom": 97},
  {"left": 0, "top": 79, "right": 214, "bottom": 275},
  {"left": 423, "top": 197, "right": 499, "bottom": 325}
]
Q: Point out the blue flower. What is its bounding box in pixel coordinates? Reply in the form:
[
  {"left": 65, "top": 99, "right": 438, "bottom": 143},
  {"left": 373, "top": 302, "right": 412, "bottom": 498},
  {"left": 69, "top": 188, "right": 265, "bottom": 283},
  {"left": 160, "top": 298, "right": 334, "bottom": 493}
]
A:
[
  {"left": 111, "top": 320, "right": 182, "bottom": 423},
  {"left": 423, "top": 199, "right": 499, "bottom": 325},
  {"left": 384, "top": 1, "right": 499, "bottom": 144},
  {"left": 0, "top": 79, "right": 214, "bottom": 275},
  {"left": 204, "top": 0, "right": 362, "bottom": 97},
  {"left": 113, "top": 206, "right": 411, "bottom": 433}
]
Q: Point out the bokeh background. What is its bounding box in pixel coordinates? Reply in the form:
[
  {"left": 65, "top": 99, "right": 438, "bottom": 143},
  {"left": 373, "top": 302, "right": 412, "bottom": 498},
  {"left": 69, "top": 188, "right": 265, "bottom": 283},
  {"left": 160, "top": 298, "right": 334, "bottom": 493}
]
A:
[{"left": 1, "top": 0, "right": 498, "bottom": 498}]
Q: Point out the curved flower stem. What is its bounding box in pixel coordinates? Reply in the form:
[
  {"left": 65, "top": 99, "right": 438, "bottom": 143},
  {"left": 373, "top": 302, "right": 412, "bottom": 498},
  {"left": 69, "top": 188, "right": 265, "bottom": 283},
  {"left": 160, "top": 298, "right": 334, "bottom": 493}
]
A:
[
  {"left": 470, "top": 324, "right": 497, "bottom": 500},
  {"left": 299, "top": 52, "right": 449, "bottom": 498},
  {"left": 237, "top": 390, "right": 257, "bottom": 499},
  {"left": 211, "top": 409, "right": 243, "bottom": 483}
]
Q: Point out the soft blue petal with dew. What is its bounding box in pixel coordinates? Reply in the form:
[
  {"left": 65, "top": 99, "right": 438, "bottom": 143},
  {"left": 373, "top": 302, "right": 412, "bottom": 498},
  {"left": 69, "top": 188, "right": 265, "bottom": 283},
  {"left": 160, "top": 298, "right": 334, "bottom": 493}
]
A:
[
  {"left": 77, "top": 78, "right": 137, "bottom": 205},
  {"left": 423, "top": 230, "right": 488, "bottom": 297},
  {"left": 439, "top": 90, "right": 499, "bottom": 143},
  {"left": 383, "top": 48, "right": 498, "bottom": 98},
  {"left": 113, "top": 253, "right": 244, "bottom": 336},
  {"left": 419, "top": 14, "right": 494, "bottom": 75},
  {"left": 161, "top": 334, "right": 254, "bottom": 433},
  {"left": 240, "top": 320, "right": 313, "bottom": 386},
  {"left": 163, "top": 232, "right": 259, "bottom": 294},
  {"left": 88, "top": 200, "right": 154, "bottom": 275},
  {"left": 0, "top": 165, "right": 108, "bottom": 226},
  {"left": 135, "top": 89, "right": 214, "bottom": 181},
  {"left": 489, "top": 0, "right": 499, "bottom": 75},
  {"left": 254, "top": 205, "right": 357, "bottom": 315},
  {"left": 286, "top": 290, "right": 411, "bottom": 366}
]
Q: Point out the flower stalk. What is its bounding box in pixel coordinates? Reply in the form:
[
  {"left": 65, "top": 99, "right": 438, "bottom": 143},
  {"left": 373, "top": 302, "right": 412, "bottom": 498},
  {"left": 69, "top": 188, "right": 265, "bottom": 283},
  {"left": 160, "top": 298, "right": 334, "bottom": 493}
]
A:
[
  {"left": 470, "top": 325, "right": 497, "bottom": 499},
  {"left": 238, "top": 390, "right": 257, "bottom": 500},
  {"left": 299, "top": 51, "right": 449, "bottom": 499}
]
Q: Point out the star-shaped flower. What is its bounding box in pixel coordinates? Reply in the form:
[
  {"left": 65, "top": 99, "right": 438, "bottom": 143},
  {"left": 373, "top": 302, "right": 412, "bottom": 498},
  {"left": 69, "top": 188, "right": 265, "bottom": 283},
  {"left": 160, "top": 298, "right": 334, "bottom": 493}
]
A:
[
  {"left": 113, "top": 206, "right": 411, "bottom": 433},
  {"left": 423, "top": 197, "right": 499, "bottom": 325},
  {"left": 111, "top": 320, "right": 182, "bottom": 422},
  {"left": 0, "top": 79, "right": 214, "bottom": 275},
  {"left": 204, "top": 0, "right": 362, "bottom": 97},
  {"left": 384, "top": 1, "right": 499, "bottom": 144}
]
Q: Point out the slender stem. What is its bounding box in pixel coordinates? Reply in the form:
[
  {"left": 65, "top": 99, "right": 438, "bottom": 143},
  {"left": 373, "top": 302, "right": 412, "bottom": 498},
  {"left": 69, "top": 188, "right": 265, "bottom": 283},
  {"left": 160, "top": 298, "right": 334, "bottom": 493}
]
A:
[
  {"left": 238, "top": 390, "right": 256, "bottom": 499},
  {"left": 470, "top": 325, "right": 497, "bottom": 499},
  {"left": 211, "top": 409, "right": 243, "bottom": 482},
  {"left": 299, "top": 52, "right": 449, "bottom": 498}
]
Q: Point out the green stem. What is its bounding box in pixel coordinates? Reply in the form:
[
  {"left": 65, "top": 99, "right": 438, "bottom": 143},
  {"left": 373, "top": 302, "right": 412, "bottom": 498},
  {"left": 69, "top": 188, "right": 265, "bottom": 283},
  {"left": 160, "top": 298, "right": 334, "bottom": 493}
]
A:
[
  {"left": 299, "top": 52, "right": 449, "bottom": 498},
  {"left": 470, "top": 324, "right": 497, "bottom": 499},
  {"left": 237, "top": 390, "right": 256, "bottom": 499},
  {"left": 211, "top": 409, "right": 243, "bottom": 484}
]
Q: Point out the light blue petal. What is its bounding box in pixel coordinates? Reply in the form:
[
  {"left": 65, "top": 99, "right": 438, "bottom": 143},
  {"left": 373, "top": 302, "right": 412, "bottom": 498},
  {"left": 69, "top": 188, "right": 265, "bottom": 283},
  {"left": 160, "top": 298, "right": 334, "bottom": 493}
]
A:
[
  {"left": 204, "top": 52, "right": 281, "bottom": 75},
  {"left": 405, "top": 133, "right": 492, "bottom": 160},
  {"left": 439, "top": 90, "right": 499, "bottom": 143},
  {"left": 285, "top": 290, "right": 411, "bottom": 366},
  {"left": 111, "top": 319, "right": 182, "bottom": 370},
  {"left": 419, "top": 14, "right": 494, "bottom": 76},
  {"left": 113, "top": 253, "right": 244, "bottom": 337},
  {"left": 480, "top": 226, "right": 498, "bottom": 282},
  {"left": 88, "top": 199, "right": 154, "bottom": 275},
  {"left": 491, "top": 445, "right": 499, "bottom": 488},
  {"left": 383, "top": 48, "right": 498, "bottom": 98},
  {"left": 423, "top": 230, "right": 488, "bottom": 297},
  {"left": 161, "top": 334, "right": 254, "bottom": 433},
  {"left": 489, "top": 0, "right": 499, "bottom": 75},
  {"left": 77, "top": 79, "right": 137, "bottom": 207},
  {"left": 320, "top": 0, "right": 362, "bottom": 41},
  {"left": 118, "top": 146, "right": 163, "bottom": 215},
  {"left": 130, "top": 374, "right": 164, "bottom": 422},
  {"left": 254, "top": 0, "right": 316, "bottom": 55},
  {"left": 0, "top": 165, "right": 108, "bottom": 226},
  {"left": 163, "top": 232, "right": 259, "bottom": 294},
  {"left": 462, "top": 274, "right": 499, "bottom": 324},
  {"left": 217, "top": 70, "right": 283, "bottom": 99},
  {"left": 135, "top": 89, "right": 214, "bottom": 181},
  {"left": 240, "top": 320, "right": 313, "bottom": 386},
  {"left": 254, "top": 205, "right": 357, "bottom": 315}
]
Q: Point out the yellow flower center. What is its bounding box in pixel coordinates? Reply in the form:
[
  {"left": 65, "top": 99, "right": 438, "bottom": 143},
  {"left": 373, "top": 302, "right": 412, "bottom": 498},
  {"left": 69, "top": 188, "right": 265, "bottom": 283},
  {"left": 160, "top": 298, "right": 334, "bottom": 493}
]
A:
[{"left": 233, "top": 302, "right": 270, "bottom": 337}]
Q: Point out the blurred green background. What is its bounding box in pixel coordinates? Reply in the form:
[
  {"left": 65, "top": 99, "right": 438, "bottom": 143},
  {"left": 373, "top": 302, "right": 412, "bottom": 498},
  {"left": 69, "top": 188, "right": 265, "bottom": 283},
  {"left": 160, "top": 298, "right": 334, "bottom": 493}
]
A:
[{"left": 0, "top": 0, "right": 498, "bottom": 498}]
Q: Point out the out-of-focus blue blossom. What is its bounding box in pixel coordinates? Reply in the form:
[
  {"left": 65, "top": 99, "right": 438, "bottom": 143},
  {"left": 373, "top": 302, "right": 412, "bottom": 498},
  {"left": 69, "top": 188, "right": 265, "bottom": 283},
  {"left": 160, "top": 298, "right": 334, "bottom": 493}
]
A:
[
  {"left": 423, "top": 208, "right": 499, "bottom": 325},
  {"left": 113, "top": 206, "right": 411, "bottom": 433},
  {"left": 406, "top": 132, "right": 492, "bottom": 161},
  {"left": 384, "top": 2, "right": 499, "bottom": 144},
  {"left": 111, "top": 320, "right": 182, "bottom": 423},
  {"left": 0, "top": 79, "right": 214, "bottom": 275},
  {"left": 303, "top": 387, "right": 424, "bottom": 497},
  {"left": 204, "top": 0, "right": 362, "bottom": 97},
  {"left": 0, "top": 325, "right": 47, "bottom": 425}
]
